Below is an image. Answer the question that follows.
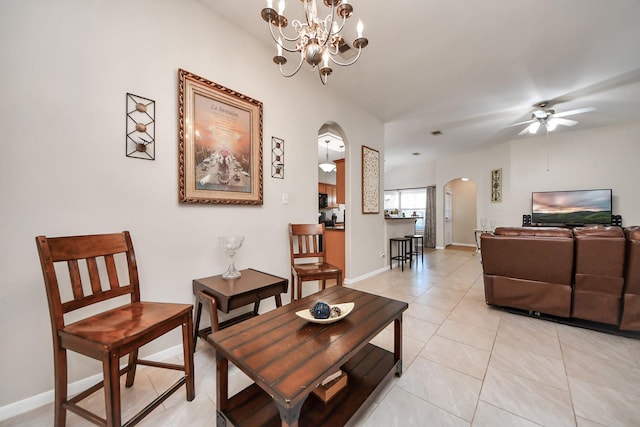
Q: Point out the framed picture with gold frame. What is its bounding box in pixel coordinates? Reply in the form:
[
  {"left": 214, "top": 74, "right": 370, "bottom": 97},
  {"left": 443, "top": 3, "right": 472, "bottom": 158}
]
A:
[
  {"left": 178, "top": 69, "right": 263, "bottom": 205},
  {"left": 362, "top": 145, "right": 380, "bottom": 214}
]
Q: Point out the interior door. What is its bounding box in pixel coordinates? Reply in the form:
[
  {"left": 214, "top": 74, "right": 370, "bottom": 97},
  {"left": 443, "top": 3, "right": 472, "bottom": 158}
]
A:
[{"left": 444, "top": 189, "right": 453, "bottom": 246}]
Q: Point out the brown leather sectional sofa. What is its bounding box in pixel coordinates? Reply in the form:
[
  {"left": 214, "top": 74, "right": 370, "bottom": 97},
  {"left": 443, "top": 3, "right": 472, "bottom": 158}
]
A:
[
  {"left": 622, "top": 226, "right": 640, "bottom": 330},
  {"left": 480, "top": 226, "right": 640, "bottom": 333}
]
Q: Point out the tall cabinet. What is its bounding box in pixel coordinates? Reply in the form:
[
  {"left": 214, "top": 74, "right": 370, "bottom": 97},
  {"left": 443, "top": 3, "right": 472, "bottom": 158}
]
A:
[{"left": 335, "top": 158, "right": 345, "bottom": 205}]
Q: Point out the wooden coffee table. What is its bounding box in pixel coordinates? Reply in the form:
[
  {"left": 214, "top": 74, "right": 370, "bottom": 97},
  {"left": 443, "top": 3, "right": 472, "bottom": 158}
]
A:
[
  {"left": 192, "top": 268, "right": 288, "bottom": 347},
  {"left": 210, "top": 286, "right": 408, "bottom": 426}
]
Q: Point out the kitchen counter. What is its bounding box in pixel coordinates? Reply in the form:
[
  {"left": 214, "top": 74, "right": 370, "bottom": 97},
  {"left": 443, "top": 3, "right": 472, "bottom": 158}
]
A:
[
  {"left": 385, "top": 218, "right": 418, "bottom": 248},
  {"left": 325, "top": 227, "right": 345, "bottom": 277},
  {"left": 385, "top": 216, "right": 422, "bottom": 220}
]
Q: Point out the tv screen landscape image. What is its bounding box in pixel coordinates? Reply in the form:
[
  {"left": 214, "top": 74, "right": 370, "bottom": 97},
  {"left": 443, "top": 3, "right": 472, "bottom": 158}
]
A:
[{"left": 532, "top": 189, "right": 612, "bottom": 225}]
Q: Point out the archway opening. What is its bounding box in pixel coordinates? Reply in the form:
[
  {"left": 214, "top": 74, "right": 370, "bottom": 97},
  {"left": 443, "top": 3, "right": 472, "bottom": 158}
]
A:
[{"left": 317, "top": 122, "right": 348, "bottom": 279}]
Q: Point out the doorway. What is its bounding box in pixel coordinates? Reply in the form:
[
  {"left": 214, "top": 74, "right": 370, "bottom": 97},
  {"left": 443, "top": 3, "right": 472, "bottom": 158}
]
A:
[
  {"left": 443, "top": 178, "right": 477, "bottom": 247},
  {"left": 444, "top": 189, "right": 452, "bottom": 246}
]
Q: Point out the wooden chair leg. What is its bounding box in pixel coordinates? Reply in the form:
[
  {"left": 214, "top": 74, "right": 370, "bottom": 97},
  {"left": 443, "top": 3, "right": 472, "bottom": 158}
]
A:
[
  {"left": 53, "top": 345, "right": 67, "bottom": 427},
  {"left": 193, "top": 295, "right": 204, "bottom": 347},
  {"left": 198, "top": 291, "right": 219, "bottom": 332},
  {"left": 103, "top": 351, "right": 122, "bottom": 427},
  {"left": 125, "top": 349, "right": 138, "bottom": 388},
  {"left": 182, "top": 315, "right": 196, "bottom": 400}
]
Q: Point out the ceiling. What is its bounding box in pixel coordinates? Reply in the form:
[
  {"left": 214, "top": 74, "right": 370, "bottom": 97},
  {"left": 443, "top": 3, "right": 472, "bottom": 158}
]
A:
[{"left": 197, "top": 0, "right": 640, "bottom": 171}]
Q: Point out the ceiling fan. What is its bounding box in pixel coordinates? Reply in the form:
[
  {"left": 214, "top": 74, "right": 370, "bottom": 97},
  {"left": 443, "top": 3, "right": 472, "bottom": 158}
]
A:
[{"left": 511, "top": 102, "right": 595, "bottom": 135}]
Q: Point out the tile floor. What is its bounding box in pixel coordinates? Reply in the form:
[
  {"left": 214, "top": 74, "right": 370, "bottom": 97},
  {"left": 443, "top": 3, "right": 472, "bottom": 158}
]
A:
[{"left": 4, "top": 247, "right": 640, "bottom": 426}]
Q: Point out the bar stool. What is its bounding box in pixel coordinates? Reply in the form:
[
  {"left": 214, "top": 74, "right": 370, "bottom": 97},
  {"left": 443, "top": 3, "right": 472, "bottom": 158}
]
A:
[
  {"left": 389, "top": 237, "right": 412, "bottom": 271},
  {"left": 405, "top": 234, "right": 424, "bottom": 264}
]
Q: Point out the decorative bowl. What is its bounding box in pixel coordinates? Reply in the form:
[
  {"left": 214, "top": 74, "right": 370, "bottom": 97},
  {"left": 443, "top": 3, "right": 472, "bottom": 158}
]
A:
[{"left": 295, "top": 302, "right": 355, "bottom": 324}]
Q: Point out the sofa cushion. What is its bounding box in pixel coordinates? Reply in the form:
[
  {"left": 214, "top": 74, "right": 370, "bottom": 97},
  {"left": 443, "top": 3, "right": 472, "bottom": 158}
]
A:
[{"left": 481, "top": 233, "right": 574, "bottom": 285}]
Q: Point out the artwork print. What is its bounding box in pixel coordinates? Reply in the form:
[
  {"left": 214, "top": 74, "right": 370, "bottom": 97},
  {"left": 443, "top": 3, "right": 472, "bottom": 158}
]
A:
[{"left": 178, "top": 69, "right": 263, "bottom": 205}]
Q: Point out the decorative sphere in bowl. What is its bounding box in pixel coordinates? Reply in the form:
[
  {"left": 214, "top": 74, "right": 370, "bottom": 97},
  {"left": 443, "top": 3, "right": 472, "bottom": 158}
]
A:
[{"left": 310, "top": 302, "right": 331, "bottom": 319}]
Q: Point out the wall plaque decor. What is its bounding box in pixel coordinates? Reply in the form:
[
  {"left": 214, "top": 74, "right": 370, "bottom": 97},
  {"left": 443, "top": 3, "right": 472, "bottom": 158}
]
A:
[
  {"left": 126, "top": 93, "right": 155, "bottom": 160},
  {"left": 178, "top": 69, "right": 263, "bottom": 205},
  {"left": 362, "top": 145, "right": 380, "bottom": 214},
  {"left": 271, "top": 137, "right": 284, "bottom": 179},
  {"left": 491, "top": 168, "right": 502, "bottom": 203}
]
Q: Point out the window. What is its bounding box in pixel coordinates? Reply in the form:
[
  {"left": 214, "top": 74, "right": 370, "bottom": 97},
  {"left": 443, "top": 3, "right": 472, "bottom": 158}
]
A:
[{"left": 384, "top": 188, "right": 427, "bottom": 232}]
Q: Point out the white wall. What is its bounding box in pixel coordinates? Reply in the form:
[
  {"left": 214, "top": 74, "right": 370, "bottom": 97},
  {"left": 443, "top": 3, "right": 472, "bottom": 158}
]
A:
[
  {"left": 384, "top": 159, "right": 436, "bottom": 190},
  {"left": 0, "top": 0, "right": 385, "bottom": 412}
]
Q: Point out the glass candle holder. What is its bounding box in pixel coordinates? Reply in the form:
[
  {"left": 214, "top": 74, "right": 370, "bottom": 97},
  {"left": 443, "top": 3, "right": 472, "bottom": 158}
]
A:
[{"left": 219, "top": 236, "right": 244, "bottom": 279}]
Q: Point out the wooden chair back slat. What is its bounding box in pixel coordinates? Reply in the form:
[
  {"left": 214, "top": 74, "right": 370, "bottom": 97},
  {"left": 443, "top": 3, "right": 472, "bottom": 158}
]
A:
[
  {"left": 87, "top": 257, "right": 102, "bottom": 294},
  {"left": 46, "top": 233, "right": 129, "bottom": 261},
  {"left": 105, "top": 254, "right": 120, "bottom": 290},
  {"left": 61, "top": 286, "right": 133, "bottom": 313},
  {"left": 68, "top": 260, "right": 84, "bottom": 300}
]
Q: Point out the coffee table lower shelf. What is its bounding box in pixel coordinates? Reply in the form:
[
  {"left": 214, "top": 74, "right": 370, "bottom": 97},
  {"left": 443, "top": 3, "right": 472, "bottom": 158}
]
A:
[{"left": 218, "top": 343, "right": 398, "bottom": 427}]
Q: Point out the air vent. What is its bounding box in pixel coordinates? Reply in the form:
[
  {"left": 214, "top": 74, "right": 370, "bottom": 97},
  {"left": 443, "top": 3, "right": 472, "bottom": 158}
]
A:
[{"left": 431, "top": 130, "right": 442, "bottom": 136}]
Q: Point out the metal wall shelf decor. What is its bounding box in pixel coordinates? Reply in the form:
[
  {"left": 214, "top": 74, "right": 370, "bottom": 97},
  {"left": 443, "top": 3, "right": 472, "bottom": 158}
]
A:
[
  {"left": 491, "top": 168, "right": 502, "bottom": 203},
  {"left": 126, "top": 93, "right": 155, "bottom": 160},
  {"left": 271, "top": 137, "right": 284, "bottom": 179}
]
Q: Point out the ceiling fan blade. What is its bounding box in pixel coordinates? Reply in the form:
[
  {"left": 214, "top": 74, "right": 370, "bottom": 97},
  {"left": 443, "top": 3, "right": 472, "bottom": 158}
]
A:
[
  {"left": 507, "top": 119, "right": 534, "bottom": 128},
  {"left": 554, "top": 107, "right": 595, "bottom": 118},
  {"left": 518, "top": 123, "right": 536, "bottom": 135},
  {"left": 554, "top": 118, "right": 578, "bottom": 127}
]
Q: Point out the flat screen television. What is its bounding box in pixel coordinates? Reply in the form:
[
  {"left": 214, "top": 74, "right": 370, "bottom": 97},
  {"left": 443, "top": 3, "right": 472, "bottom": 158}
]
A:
[{"left": 531, "top": 189, "right": 612, "bottom": 226}]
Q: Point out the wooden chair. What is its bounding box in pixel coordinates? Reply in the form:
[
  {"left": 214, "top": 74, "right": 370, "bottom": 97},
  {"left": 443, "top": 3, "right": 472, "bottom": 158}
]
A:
[
  {"left": 36, "top": 231, "right": 195, "bottom": 427},
  {"left": 289, "top": 223, "right": 343, "bottom": 301}
]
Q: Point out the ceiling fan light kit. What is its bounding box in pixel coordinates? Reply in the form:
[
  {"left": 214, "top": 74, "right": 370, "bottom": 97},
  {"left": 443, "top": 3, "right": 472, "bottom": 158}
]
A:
[
  {"left": 514, "top": 102, "right": 595, "bottom": 136},
  {"left": 261, "top": 0, "right": 368, "bottom": 85}
]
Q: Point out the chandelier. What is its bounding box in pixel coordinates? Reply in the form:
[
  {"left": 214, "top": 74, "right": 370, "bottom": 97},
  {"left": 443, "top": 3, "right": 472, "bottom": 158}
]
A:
[{"left": 261, "top": 0, "right": 369, "bottom": 85}]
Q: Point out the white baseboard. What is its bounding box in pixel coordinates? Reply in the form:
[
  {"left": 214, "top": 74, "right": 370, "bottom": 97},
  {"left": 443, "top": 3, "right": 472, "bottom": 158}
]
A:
[
  {"left": 349, "top": 266, "right": 389, "bottom": 284},
  {"left": 0, "top": 344, "right": 184, "bottom": 422},
  {"left": 452, "top": 242, "right": 476, "bottom": 248}
]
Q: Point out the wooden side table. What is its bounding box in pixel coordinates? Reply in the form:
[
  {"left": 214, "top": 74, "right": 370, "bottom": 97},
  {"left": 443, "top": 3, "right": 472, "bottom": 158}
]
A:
[{"left": 192, "top": 268, "right": 288, "bottom": 348}]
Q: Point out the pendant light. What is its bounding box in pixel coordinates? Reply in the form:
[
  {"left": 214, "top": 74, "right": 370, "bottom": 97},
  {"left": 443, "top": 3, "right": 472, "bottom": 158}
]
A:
[{"left": 319, "top": 140, "right": 336, "bottom": 172}]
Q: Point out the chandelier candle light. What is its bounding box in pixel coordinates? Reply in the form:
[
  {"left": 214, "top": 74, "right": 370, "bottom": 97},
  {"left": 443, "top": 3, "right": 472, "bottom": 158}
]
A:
[{"left": 261, "top": 0, "right": 368, "bottom": 84}]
